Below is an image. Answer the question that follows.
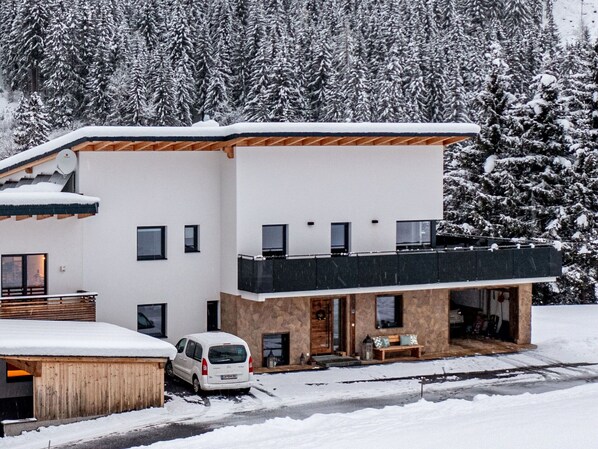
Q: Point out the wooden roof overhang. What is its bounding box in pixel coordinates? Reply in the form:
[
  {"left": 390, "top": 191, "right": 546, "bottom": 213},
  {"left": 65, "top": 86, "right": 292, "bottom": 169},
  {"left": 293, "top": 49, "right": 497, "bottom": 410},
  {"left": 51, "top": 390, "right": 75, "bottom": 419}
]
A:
[
  {"left": 0, "top": 131, "right": 474, "bottom": 179},
  {"left": 0, "top": 203, "right": 98, "bottom": 221}
]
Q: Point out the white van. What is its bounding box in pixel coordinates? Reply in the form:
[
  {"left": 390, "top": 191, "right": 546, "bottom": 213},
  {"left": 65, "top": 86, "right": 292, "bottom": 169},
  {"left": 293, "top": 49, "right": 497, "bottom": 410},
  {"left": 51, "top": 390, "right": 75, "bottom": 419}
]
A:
[{"left": 166, "top": 332, "right": 253, "bottom": 394}]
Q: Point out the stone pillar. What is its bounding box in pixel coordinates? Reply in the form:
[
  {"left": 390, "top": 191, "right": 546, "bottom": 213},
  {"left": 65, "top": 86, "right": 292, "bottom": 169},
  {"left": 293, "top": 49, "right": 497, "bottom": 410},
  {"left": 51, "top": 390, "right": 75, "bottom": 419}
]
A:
[{"left": 513, "top": 284, "right": 532, "bottom": 344}]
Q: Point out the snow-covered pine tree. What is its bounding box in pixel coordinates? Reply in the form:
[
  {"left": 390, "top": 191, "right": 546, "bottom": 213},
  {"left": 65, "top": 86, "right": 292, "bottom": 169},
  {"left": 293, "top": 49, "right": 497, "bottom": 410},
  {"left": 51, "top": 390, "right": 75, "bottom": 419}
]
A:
[
  {"left": 5, "top": 0, "right": 49, "bottom": 92},
  {"left": 12, "top": 92, "right": 51, "bottom": 151},
  {"left": 41, "top": 4, "right": 83, "bottom": 129},
  {"left": 151, "top": 49, "right": 180, "bottom": 126}
]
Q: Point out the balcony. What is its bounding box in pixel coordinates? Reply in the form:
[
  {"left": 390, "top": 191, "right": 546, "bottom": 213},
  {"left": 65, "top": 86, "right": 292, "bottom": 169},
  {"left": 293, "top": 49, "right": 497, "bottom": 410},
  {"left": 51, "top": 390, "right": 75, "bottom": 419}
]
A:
[
  {"left": 238, "top": 236, "right": 562, "bottom": 294},
  {"left": 0, "top": 292, "right": 97, "bottom": 321}
]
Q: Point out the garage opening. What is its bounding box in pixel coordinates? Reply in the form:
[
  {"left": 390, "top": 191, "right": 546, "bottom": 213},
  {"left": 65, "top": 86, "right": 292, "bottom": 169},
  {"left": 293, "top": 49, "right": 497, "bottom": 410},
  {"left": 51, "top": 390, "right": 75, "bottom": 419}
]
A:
[{"left": 449, "top": 288, "right": 514, "bottom": 345}]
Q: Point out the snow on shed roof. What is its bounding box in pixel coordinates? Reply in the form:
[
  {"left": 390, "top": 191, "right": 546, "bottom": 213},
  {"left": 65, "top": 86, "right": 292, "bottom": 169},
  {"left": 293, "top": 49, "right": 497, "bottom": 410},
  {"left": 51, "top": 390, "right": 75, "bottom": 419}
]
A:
[
  {"left": 0, "top": 122, "right": 481, "bottom": 177},
  {"left": 0, "top": 320, "right": 176, "bottom": 359},
  {"left": 0, "top": 191, "right": 99, "bottom": 206}
]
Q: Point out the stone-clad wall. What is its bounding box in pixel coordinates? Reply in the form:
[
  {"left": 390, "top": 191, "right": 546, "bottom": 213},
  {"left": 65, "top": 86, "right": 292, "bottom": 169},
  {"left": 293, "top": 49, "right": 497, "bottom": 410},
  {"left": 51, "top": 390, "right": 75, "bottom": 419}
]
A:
[
  {"left": 354, "top": 289, "right": 450, "bottom": 355},
  {"left": 221, "top": 293, "right": 311, "bottom": 366}
]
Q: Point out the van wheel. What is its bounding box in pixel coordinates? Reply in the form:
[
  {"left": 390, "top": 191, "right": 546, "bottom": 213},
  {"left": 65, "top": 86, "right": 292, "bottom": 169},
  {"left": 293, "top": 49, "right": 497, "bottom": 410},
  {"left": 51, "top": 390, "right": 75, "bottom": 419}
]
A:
[
  {"left": 165, "top": 362, "right": 174, "bottom": 378},
  {"left": 239, "top": 388, "right": 251, "bottom": 395},
  {"left": 192, "top": 376, "right": 203, "bottom": 395}
]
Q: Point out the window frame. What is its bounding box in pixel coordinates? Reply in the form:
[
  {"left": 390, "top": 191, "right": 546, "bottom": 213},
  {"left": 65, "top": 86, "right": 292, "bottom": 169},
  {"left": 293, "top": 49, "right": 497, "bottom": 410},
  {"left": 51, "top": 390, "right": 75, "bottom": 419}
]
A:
[
  {"left": 331, "top": 222, "right": 350, "bottom": 254},
  {"left": 184, "top": 225, "right": 200, "bottom": 253},
  {"left": 262, "top": 332, "right": 290, "bottom": 367},
  {"left": 262, "top": 224, "right": 287, "bottom": 258},
  {"left": 395, "top": 220, "right": 433, "bottom": 249},
  {"left": 375, "top": 295, "right": 403, "bottom": 329},
  {"left": 137, "top": 303, "right": 167, "bottom": 338},
  {"left": 1, "top": 253, "right": 48, "bottom": 297},
  {"left": 137, "top": 226, "right": 166, "bottom": 261}
]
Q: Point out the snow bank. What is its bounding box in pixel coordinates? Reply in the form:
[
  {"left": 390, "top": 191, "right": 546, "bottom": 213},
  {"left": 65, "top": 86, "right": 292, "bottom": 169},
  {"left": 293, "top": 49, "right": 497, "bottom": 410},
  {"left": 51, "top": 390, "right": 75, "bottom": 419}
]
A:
[
  {"left": 0, "top": 320, "right": 176, "bottom": 359},
  {"left": 133, "top": 383, "right": 598, "bottom": 449}
]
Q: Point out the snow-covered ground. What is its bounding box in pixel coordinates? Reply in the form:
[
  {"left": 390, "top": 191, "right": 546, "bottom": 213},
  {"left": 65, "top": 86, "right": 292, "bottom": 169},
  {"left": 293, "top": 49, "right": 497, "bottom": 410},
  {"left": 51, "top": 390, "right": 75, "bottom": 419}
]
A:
[
  {"left": 554, "top": 0, "right": 598, "bottom": 42},
  {"left": 2, "top": 305, "right": 598, "bottom": 449}
]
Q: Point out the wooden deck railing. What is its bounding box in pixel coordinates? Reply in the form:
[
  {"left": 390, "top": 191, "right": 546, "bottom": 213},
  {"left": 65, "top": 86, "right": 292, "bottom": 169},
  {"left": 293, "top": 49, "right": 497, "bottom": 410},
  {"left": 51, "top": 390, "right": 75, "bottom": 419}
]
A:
[{"left": 0, "top": 292, "right": 97, "bottom": 321}]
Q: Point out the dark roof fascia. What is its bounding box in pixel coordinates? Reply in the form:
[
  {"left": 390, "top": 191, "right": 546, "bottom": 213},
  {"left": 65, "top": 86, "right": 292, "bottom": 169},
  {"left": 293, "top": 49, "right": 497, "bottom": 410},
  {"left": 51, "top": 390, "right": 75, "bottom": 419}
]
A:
[
  {"left": 0, "top": 131, "right": 478, "bottom": 177},
  {"left": 0, "top": 203, "right": 99, "bottom": 216}
]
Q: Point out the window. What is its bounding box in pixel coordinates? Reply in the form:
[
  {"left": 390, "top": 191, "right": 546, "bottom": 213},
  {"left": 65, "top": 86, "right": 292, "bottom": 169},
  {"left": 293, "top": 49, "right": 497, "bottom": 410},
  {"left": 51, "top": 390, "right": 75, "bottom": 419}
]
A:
[
  {"left": 137, "top": 303, "right": 167, "bottom": 338},
  {"left": 262, "top": 225, "right": 287, "bottom": 257},
  {"left": 1, "top": 254, "right": 47, "bottom": 297},
  {"left": 185, "top": 225, "right": 199, "bottom": 253},
  {"left": 175, "top": 338, "right": 187, "bottom": 354},
  {"left": 185, "top": 340, "right": 202, "bottom": 361},
  {"left": 137, "top": 226, "right": 166, "bottom": 260},
  {"left": 331, "top": 223, "right": 350, "bottom": 254},
  {"left": 396, "top": 221, "right": 432, "bottom": 248},
  {"left": 375, "top": 295, "right": 403, "bottom": 329},
  {"left": 262, "top": 333, "right": 290, "bottom": 367},
  {"left": 207, "top": 300, "right": 219, "bottom": 331},
  {"left": 208, "top": 345, "right": 247, "bottom": 364}
]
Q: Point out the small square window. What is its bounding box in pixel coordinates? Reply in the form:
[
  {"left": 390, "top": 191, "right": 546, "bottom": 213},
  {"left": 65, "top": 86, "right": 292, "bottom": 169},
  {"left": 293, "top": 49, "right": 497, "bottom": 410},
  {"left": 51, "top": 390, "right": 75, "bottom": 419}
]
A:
[
  {"left": 262, "top": 225, "right": 287, "bottom": 257},
  {"left": 185, "top": 225, "right": 200, "bottom": 253},
  {"left": 137, "top": 303, "right": 167, "bottom": 338},
  {"left": 137, "top": 227, "right": 166, "bottom": 260},
  {"left": 376, "top": 295, "right": 403, "bottom": 329}
]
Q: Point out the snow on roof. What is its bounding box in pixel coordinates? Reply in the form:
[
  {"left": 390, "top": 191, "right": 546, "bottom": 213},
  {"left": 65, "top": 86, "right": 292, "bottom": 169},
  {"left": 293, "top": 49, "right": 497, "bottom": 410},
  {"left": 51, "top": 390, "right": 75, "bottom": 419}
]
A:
[
  {"left": 0, "top": 191, "right": 99, "bottom": 206},
  {"left": 0, "top": 319, "right": 176, "bottom": 359},
  {"left": 0, "top": 122, "right": 481, "bottom": 176}
]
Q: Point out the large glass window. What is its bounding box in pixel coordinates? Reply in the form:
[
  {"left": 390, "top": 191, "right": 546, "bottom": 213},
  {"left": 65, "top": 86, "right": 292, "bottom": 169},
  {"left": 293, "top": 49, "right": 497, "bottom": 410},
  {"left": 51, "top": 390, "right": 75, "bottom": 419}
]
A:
[
  {"left": 137, "top": 226, "right": 166, "bottom": 260},
  {"left": 396, "top": 221, "right": 432, "bottom": 248},
  {"left": 375, "top": 295, "right": 403, "bottom": 329},
  {"left": 262, "top": 333, "right": 290, "bottom": 367},
  {"left": 185, "top": 225, "right": 199, "bottom": 253},
  {"left": 1, "top": 254, "right": 47, "bottom": 296},
  {"left": 137, "top": 303, "right": 167, "bottom": 338},
  {"left": 331, "top": 223, "right": 350, "bottom": 254},
  {"left": 262, "top": 225, "right": 287, "bottom": 257}
]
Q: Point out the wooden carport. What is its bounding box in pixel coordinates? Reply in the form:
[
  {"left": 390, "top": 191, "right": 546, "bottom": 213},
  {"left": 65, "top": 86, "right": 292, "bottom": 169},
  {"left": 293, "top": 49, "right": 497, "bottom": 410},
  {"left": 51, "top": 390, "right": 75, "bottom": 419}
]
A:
[{"left": 0, "top": 320, "right": 176, "bottom": 424}]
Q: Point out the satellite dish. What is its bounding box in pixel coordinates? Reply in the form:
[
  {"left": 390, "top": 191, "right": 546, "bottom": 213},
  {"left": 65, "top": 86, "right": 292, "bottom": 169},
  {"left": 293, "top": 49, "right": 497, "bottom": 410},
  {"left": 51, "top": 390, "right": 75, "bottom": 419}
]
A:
[{"left": 56, "top": 149, "right": 77, "bottom": 175}]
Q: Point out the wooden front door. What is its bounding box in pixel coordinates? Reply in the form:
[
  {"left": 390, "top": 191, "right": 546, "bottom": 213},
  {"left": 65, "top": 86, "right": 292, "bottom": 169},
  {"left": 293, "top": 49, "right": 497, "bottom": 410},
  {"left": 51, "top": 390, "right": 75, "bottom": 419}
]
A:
[{"left": 310, "top": 298, "right": 346, "bottom": 355}]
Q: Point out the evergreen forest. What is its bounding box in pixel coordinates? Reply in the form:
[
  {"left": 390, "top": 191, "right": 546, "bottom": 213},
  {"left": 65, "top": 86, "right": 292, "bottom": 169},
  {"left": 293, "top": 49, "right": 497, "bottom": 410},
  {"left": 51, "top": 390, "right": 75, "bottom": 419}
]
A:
[{"left": 0, "top": 0, "right": 596, "bottom": 304}]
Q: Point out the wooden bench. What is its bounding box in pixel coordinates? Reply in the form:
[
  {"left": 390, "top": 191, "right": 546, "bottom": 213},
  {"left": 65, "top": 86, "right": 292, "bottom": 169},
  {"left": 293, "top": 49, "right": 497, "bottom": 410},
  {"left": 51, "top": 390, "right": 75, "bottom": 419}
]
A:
[{"left": 373, "top": 335, "right": 424, "bottom": 361}]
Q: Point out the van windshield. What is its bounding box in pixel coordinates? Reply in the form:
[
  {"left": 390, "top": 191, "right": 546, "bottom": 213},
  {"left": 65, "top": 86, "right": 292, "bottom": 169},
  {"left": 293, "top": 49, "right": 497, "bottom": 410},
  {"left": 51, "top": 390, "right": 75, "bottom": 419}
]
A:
[{"left": 208, "top": 345, "right": 247, "bottom": 364}]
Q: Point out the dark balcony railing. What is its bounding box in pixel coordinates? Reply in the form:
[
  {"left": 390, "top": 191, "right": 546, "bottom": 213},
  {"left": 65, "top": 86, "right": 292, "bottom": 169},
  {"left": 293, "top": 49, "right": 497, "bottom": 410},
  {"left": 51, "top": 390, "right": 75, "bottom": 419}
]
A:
[
  {"left": 238, "top": 239, "right": 562, "bottom": 294},
  {"left": 0, "top": 292, "right": 97, "bottom": 321}
]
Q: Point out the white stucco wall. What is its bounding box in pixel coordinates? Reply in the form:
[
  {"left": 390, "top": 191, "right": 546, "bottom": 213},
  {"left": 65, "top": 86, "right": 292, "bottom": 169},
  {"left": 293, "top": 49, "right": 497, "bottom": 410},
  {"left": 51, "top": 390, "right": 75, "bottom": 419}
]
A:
[
  {"left": 0, "top": 218, "right": 84, "bottom": 295},
  {"left": 235, "top": 145, "right": 444, "bottom": 257},
  {"left": 77, "top": 151, "right": 223, "bottom": 343}
]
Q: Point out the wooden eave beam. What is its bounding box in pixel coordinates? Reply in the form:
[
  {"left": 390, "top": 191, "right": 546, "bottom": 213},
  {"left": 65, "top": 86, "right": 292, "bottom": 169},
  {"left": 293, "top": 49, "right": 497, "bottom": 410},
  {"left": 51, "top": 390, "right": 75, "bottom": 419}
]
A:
[
  {"left": 0, "top": 154, "right": 56, "bottom": 179},
  {"left": 280, "top": 137, "right": 308, "bottom": 146},
  {"left": 0, "top": 216, "right": 11, "bottom": 221},
  {"left": 223, "top": 146, "right": 235, "bottom": 159},
  {"left": 113, "top": 141, "right": 141, "bottom": 151},
  {"left": 191, "top": 141, "right": 219, "bottom": 151},
  {"left": 15, "top": 215, "right": 32, "bottom": 221},
  {"left": 264, "top": 137, "right": 289, "bottom": 146},
  {"left": 92, "top": 141, "right": 120, "bottom": 151},
  {"left": 57, "top": 214, "right": 73, "bottom": 220},
  {"left": 4, "top": 358, "right": 41, "bottom": 377},
  {"left": 404, "top": 136, "right": 433, "bottom": 145},
  {"left": 353, "top": 136, "right": 379, "bottom": 145},
  {"left": 246, "top": 137, "right": 269, "bottom": 146},
  {"left": 442, "top": 136, "right": 468, "bottom": 146},
  {"left": 77, "top": 213, "right": 95, "bottom": 219},
  {"left": 133, "top": 141, "right": 158, "bottom": 151},
  {"left": 371, "top": 136, "right": 398, "bottom": 145},
  {"left": 422, "top": 136, "right": 448, "bottom": 145},
  {"left": 334, "top": 136, "right": 363, "bottom": 146},
  {"left": 173, "top": 141, "right": 197, "bottom": 151},
  {"left": 36, "top": 214, "right": 53, "bottom": 220}
]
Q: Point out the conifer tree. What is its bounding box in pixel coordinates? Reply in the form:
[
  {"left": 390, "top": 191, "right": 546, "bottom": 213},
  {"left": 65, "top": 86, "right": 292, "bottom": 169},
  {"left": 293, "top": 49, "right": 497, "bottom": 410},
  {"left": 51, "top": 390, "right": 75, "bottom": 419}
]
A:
[{"left": 13, "top": 93, "right": 51, "bottom": 151}]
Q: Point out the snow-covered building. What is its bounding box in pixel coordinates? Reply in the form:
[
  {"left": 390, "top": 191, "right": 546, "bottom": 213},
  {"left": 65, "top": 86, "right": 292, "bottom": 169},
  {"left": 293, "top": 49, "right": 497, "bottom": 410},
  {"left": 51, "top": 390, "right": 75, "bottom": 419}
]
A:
[{"left": 0, "top": 122, "right": 561, "bottom": 371}]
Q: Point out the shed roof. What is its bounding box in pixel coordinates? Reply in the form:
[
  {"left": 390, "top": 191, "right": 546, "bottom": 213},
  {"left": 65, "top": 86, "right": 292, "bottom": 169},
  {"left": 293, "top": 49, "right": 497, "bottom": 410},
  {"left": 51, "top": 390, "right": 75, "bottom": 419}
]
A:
[
  {"left": 0, "top": 320, "right": 176, "bottom": 359},
  {"left": 0, "top": 122, "right": 481, "bottom": 178}
]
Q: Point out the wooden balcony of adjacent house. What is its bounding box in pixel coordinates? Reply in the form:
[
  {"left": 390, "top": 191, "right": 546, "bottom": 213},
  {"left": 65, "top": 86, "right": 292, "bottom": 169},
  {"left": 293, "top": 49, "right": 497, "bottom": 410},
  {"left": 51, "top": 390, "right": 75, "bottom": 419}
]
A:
[{"left": 0, "top": 291, "right": 97, "bottom": 321}]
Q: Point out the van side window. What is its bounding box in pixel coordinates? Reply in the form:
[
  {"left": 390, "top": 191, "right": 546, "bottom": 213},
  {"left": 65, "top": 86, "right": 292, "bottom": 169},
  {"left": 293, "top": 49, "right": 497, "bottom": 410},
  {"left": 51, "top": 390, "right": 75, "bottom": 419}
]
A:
[
  {"left": 176, "top": 338, "right": 187, "bottom": 353},
  {"left": 193, "top": 344, "right": 202, "bottom": 361},
  {"left": 185, "top": 340, "right": 196, "bottom": 358}
]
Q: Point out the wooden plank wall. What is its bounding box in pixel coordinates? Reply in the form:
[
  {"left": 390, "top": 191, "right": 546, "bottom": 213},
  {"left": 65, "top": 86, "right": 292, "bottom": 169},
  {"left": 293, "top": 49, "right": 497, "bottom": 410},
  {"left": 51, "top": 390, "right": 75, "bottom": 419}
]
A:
[
  {"left": 33, "top": 360, "right": 165, "bottom": 421},
  {"left": 0, "top": 298, "right": 96, "bottom": 321}
]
